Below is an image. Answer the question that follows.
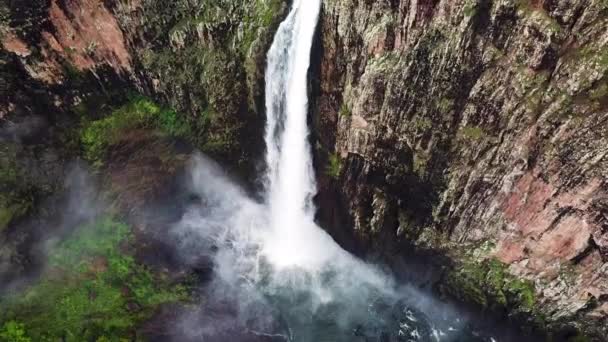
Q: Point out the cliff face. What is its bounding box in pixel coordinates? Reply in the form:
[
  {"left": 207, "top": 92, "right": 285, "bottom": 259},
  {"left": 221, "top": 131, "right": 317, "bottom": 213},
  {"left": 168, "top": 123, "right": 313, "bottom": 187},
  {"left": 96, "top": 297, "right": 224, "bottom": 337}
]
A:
[
  {"left": 0, "top": 0, "right": 285, "bottom": 287},
  {"left": 315, "top": 0, "right": 608, "bottom": 338},
  {"left": 1, "top": 0, "right": 285, "bottom": 170}
]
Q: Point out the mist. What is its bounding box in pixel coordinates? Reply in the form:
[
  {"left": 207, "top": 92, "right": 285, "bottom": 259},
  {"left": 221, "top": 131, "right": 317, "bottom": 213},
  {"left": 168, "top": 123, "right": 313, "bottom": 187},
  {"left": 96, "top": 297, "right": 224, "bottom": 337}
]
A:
[{"left": 169, "top": 154, "right": 476, "bottom": 342}]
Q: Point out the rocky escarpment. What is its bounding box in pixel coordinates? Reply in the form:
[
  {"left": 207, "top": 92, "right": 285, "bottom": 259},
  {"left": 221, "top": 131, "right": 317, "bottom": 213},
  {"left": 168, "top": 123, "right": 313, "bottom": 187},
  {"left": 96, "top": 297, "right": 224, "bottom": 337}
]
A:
[
  {"left": 0, "top": 1, "right": 288, "bottom": 339},
  {"left": 0, "top": 0, "right": 285, "bottom": 293},
  {"left": 1, "top": 0, "right": 285, "bottom": 171},
  {"left": 314, "top": 0, "right": 608, "bottom": 339}
]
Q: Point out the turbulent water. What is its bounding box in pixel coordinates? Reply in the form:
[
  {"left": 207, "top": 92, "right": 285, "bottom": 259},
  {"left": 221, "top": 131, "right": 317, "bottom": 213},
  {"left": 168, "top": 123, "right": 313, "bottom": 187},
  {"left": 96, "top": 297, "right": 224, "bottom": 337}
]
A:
[{"left": 172, "top": 1, "right": 509, "bottom": 341}]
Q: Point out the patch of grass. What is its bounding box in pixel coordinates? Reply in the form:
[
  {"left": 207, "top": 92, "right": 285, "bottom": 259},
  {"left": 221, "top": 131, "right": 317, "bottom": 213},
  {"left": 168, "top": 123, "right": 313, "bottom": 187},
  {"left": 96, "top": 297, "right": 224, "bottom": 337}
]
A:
[
  {"left": 589, "top": 82, "right": 608, "bottom": 101},
  {"left": 444, "top": 257, "right": 537, "bottom": 313},
  {"left": 437, "top": 98, "right": 454, "bottom": 114},
  {"left": 339, "top": 103, "right": 351, "bottom": 117},
  {"left": 326, "top": 153, "right": 343, "bottom": 179},
  {"left": 0, "top": 321, "right": 30, "bottom": 342},
  {"left": 412, "top": 117, "right": 432, "bottom": 131},
  {"left": 458, "top": 125, "right": 487, "bottom": 141},
  {"left": 413, "top": 152, "right": 431, "bottom": 178},
  {"left": 80, "top": 96, "right": 192, "bottom": 165},
  {"left": 463, "top": 3, "right": 477, "bottom": 17},
  {"left": 0, "top": 217, "right": 188, "bottom": 341}
]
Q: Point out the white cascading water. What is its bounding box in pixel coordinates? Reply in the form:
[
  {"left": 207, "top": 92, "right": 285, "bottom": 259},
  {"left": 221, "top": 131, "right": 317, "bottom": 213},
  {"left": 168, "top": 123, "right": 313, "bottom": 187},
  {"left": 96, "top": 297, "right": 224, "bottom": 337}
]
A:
[{"left": 262, "top": 0, "right": 337, "bottom": 270}]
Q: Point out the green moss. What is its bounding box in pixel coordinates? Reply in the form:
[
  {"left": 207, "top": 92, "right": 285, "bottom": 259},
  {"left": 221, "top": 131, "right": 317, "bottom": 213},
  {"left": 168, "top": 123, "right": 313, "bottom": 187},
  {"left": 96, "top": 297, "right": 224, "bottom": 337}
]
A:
[
  {"left": 412, "top": 117, "right": 432, "bottom": 131},
  {"left": 413, "top": 152, "right": 431, "bottom": 178},
  {"left": 589, "top": 82, "right": 608, "bottom": 101},
  {"left": 0, "top": 217, "right": 188, "bottom": 341},
  {"left": 80, "top": 96, "right": 192, "bottom": 165},
  {"left": 463, "top": 3, "right": 477, "bottom": 17},
  {"left": 445, "top": 257, "right": 538, "bottom": 314},
  {"left": 326, "top": 153, "right": 343, "bottom": 179},
  {"left": 240, "top": 0, "right": 283, "bottom": 54},
  {"left": 437, "top": 98, "right": 454, "bottom": 114},
  {"left": 339, "top": 103, "right": 351, "bottom": 117},
  {"left": 0, "top": 321, "right": 31, "bottom": 342},
  {"left": 458, "top": 125, "right": 487, "bottom": 141}
]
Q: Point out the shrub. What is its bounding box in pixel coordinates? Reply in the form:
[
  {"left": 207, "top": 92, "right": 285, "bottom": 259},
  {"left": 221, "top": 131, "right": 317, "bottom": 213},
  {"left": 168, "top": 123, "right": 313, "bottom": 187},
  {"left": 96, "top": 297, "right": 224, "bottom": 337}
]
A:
[
  {"left": 0, "top": 217, "right": 188, "bottom": 341},
  {"left": 326, "top": 153, "right": 342, "bottom": 179}
]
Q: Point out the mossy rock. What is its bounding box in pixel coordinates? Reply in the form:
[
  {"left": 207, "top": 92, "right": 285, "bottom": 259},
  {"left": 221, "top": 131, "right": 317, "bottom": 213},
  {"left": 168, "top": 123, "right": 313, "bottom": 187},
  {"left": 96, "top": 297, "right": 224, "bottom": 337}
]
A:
[
  {"left": 443, "top": 257, "right": 538, "bottom": 315},
  {"left": 0, "top": 216, "right": 189, "bottom": 341}
]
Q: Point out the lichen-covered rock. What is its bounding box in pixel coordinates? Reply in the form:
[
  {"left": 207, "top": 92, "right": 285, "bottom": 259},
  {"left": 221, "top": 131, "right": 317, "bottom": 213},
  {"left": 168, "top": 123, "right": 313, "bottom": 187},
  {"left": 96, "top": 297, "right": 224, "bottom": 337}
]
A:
[{"left": 314, "top": 0, "right": 608, "bottom": 338}]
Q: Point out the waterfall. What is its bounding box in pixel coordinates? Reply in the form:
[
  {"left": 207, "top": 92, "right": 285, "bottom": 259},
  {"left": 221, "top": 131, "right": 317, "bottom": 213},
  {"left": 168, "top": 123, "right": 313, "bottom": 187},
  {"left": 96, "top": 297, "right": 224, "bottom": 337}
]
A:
[
  {"left": 173, "top": 2, "right": 476, "bottom": 340},
  {"left": 262, "top": 0, "right": 331, "bottom": 269}
]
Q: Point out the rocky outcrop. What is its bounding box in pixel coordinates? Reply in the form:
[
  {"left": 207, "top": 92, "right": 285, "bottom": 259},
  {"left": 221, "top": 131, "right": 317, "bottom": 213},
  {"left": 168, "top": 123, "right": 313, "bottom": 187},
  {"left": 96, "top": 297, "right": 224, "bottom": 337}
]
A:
[
  {"left": 1, "top": 0, "right": 286, "bottom": 170},
  {"left": 314, "top": 0, "right": 608, "bottom": 338},
  {"left": 0, "top": 0, "right": 286, "bottom": 289}
]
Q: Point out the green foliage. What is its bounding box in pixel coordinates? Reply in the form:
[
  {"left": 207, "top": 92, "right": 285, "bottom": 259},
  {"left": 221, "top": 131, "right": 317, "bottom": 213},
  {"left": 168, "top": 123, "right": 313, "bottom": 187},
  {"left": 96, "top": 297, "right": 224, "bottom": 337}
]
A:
[
  {"left": 589, "top": 82, "right": 608, "bottom": 101},
  {"left": 437, "top": 98, "right": 455, "bottom": 114},
  {"left": 0, "top": 217, "right": 188, "bottom": 341},
  {"left": 445, "top": 257, "right": 537, "bottom": 313},
  {"left": 413, "top": 117, "right": 432, "bottom": 131},
  {"left": 339, "top": 103, "right": 351, "bottom": 117},
  {"left": 80, "top": 96, "right": 192, "bottom": 165},
  {"left": 413, "top": 152, "right": 431, "bottom": 178},
  {"left": 326, "top": 153, "right": 343, "bottom": 179},
  {"left": 463, "top": 3, "right": 477, "bottom": 17},
  {"left": 0, "top": 321, "right": 31, "bottom": 342}
]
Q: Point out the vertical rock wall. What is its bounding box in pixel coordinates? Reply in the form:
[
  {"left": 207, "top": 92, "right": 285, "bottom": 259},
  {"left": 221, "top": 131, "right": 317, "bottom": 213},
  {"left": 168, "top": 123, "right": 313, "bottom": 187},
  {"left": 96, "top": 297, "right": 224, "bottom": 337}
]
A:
[{"left": 315, "top": 0, "right": 608, "bottom": 337}]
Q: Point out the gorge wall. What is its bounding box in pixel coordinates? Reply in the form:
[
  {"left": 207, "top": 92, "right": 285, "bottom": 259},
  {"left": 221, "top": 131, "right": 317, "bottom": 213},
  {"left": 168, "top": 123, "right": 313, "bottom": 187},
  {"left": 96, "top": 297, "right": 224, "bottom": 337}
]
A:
[{"left": 314, "top": 0, "right": 608, "bottom": 339}]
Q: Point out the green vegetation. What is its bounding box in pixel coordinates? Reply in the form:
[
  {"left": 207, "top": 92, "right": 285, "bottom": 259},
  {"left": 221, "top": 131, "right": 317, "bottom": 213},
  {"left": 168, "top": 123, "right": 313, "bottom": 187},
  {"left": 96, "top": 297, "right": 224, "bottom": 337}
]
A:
[
  {"left": 589, "top": 82, "right": 608, "bottom": 101},
  {"left": 413, "top": 152, "right": 431, "bottom": 178},
  {"left": 445, "top": 257, "right": 537, "bottom": 312},
  {"left": 463, "top": 3, "right": 477, "bottom": 17},
  {"left": 0, "top": 321, "right": 30, "bottom": 342},
  {"left": 567, "top": 334, "right": 592, "bottom": 342},
  {"left": 326, "top": 153, "right": 343, "bottom": 179},
  {"left": 339, "top": 103, "right": 351, "bottom": 117},
  {"left": 458, "top": 125, "right": 487, "bottom": 141},
  {"left": 0, "top": 217, "right": 188, "bottom": 341},
  {"left": 80, "top": 96, "right": 192, "bottom": 165},
  {"left": 437, "top": 98, "right": 454, "bottom": 114},
  {"left": 412, "top": 117, "right": 432, "bottom": 131}
]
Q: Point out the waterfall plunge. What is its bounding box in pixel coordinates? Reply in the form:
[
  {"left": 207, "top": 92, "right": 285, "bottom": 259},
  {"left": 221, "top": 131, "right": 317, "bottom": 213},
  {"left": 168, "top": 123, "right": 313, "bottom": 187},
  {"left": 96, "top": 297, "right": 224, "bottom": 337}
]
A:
[{"left": 262, "top": 0, "right": 337, "bottom": 270}]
